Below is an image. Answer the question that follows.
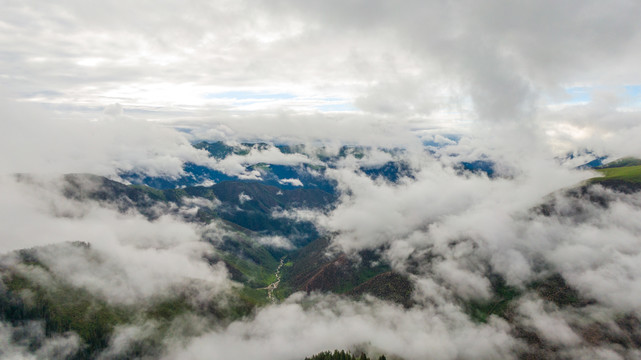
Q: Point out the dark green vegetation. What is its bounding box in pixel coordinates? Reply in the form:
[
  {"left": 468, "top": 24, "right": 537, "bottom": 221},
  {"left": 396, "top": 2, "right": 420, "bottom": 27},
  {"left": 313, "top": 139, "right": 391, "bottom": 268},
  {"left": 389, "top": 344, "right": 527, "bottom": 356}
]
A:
[
  {"left": 464, "top": 275, "right": 521, "bottom": 323},
  {"left": 0, "top": 243, "right": 262, "bottom": 359},
  {"left": 1, "top": 271, "right": 130, "bottom": 358},
  {"left": 304, "top": 350, "right": 388, "bottom": 360},
  {"left": 464, "top": 273, "right": 588, "bottom": 324},
  {"left": 213, "top": 229, "right": 280, "bottom": 289}
]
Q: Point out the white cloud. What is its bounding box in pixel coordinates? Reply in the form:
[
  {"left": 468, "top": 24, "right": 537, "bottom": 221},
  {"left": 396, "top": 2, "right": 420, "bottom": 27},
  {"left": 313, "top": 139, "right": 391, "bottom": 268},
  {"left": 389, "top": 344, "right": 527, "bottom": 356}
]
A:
[
  {"left": 97, "top": 322, "right": 159, "bottom": 360},
  {"left": 163, "top": 294, "right": 517, "bottom": 360},
  {"left": 0, "top": 321, "right": 81, "bottom": 360},
  {"left": 0, "top": 100, "right": 211, "bottom": 178},
  {"left": 255, "top": 235, "right": 295, "bottom": 250},
  {"left": 238, "top": 192, "right": 252, "bottom": 204},
  {"left": 278, "top": 178, "right": 303, "bottom": 187},
  {"left": 517, "top": 298, "right": 582, "bottom": 346},
  {"left": 0, "top": 175, "right": 232, "bottom": 304},
  {"left": 211, "top": 145, "right": 317, "bottom": 178}
]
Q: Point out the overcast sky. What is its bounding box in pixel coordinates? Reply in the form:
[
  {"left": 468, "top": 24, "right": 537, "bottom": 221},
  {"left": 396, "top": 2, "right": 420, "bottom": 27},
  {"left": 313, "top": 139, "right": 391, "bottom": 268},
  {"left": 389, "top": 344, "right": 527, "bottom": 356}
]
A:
[{"left": 2, "top": 0, "right": 641, "bottom": 151}]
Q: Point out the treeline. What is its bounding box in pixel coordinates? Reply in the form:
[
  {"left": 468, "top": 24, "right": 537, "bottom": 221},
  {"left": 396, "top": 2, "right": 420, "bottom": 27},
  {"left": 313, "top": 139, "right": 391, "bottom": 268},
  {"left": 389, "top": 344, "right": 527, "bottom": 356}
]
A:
[{"left": 304, "top": 350, "right": 387, "bottom": 360}]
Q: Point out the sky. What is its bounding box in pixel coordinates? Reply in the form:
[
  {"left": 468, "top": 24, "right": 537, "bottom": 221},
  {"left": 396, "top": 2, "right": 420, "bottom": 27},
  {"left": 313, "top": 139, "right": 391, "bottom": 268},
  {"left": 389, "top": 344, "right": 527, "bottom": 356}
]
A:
[
  {"left": 2, "top": 1, "right": 641, "bottom": 359},
  {"left": 1, "top": 0, "right": 641, "bottom": 153}
]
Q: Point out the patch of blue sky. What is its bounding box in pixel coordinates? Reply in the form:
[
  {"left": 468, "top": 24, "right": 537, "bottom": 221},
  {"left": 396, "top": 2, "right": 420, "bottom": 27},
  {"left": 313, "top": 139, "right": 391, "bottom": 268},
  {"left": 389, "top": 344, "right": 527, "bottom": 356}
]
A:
[
  {"left": 565, "top": 86, "right": 591, "bottom": 103},
  {"left": 560, "top": 85, "right": 641, "bottom": 107},
  {"left": 205, "top": 91, "right": 296, "bottom": 100},
  {"left": 622, "top": 85, "right": 641, "bottom": 107},
  {"left": 624, "top": 85, "right": 641, "bottom": 97},
  {"left": 316, "top": 103, "right": 358, "bottom": 112}
]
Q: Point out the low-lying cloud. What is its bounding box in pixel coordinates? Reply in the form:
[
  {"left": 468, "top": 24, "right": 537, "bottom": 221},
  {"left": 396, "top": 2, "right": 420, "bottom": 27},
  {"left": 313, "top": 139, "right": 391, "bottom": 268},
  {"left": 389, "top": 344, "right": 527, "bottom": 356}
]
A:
[
  {"left": 164, "top": 293, "right": 517, "bottom": 360},
  {"left": 0, "top": 175, "right": 232, "bottom": 305}
]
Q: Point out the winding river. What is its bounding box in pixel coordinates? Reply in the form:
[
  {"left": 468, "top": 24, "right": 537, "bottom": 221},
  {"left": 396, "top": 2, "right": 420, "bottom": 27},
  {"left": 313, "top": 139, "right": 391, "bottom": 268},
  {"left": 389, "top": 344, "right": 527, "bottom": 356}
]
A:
[{"left": 266, "top": 257, "right": 285, "bottom": 303}]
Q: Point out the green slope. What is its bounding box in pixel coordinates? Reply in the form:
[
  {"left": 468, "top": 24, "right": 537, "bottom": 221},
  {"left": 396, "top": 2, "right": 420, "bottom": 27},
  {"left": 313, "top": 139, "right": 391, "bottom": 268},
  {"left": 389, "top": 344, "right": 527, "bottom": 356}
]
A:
[
  {"left": 584, "top": 158, "right": 641, "bottom": 193},
  {"left": 590, "top": 157, "right": 641, "bottom": 183},
  {"left": 593, "top": 165, "right": 641, "bottom": 183},
  {"left": 214, "top": 232, "right": 280, "bottom": 289}
]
